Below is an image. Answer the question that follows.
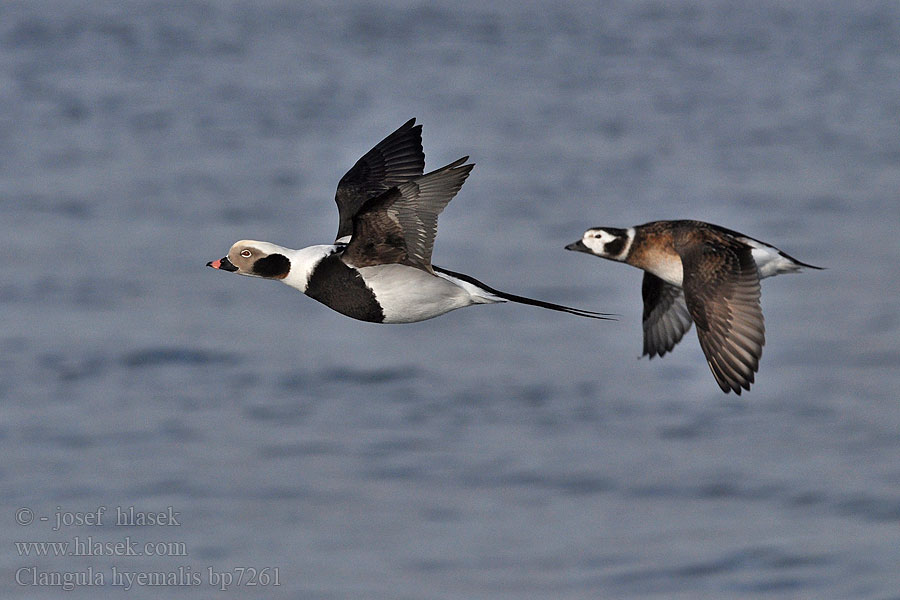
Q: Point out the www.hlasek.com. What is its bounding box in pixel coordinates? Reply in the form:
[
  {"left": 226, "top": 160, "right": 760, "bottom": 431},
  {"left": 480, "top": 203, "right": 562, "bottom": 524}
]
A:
[
  {"left": 16, "top": 535, "right": 187, "bottom": 557},
  {"left": 16, "top": 566, "right": 282, "bottom": 592}
]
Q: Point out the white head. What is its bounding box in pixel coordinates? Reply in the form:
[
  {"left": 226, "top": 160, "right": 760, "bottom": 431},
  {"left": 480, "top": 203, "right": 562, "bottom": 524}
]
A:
[
  {"left": 206, "top": 240, "right": 293, "bottom": 279},
  {"left": 207, "top": 240, "right": 339, "bottom": 294},
  {"left": 565, "top": 227, "right": 634, "bottom": 262}
]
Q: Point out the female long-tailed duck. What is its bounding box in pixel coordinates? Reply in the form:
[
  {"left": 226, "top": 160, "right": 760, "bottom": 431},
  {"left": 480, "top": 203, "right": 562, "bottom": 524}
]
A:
[
  {"left": 566, "top": 220, "right": 821, "bottom": 393},
  {"left": 208, "top": 119, "right": 612, "bottom": 324}
]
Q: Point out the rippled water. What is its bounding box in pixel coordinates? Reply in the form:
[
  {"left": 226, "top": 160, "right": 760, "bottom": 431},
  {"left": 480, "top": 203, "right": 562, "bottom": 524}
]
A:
[{"left": 2, "top": 1, "right": 899, "bottom": 598}]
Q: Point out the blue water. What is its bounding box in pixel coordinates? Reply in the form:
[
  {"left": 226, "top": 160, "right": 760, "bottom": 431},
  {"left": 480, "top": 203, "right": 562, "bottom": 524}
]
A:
[{"left": 2, "top": 1, "right": 899, "bottom": 598}]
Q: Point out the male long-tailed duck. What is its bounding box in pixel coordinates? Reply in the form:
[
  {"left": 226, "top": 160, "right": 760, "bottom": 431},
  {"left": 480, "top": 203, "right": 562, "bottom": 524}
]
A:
[
  {"left": 566, "top": 220, "right": 821, "bottom": 393},
  {"left": 208, "top": 119, "right": 611, "bottom": 324}
]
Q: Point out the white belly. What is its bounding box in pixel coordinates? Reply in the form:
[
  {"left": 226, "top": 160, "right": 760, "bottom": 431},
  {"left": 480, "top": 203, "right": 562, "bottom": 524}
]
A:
[{"left": 357, "top": 265, "right": 479, "bottom": 323}]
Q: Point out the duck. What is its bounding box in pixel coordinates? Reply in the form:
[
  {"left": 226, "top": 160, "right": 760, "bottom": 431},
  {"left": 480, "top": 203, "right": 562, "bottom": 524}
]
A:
[
  {"left": 208, "top": 119, "right": 612, "bottom": 324},
  {"left": 566, "top": 220, "right": 821, "bottom": 393}
]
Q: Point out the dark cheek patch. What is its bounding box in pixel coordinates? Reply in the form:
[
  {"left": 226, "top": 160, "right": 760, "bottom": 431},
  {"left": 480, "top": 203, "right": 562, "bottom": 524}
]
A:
[
  {"left": 604, "top": 236, "right": 627, "bottom": 257},
  {"left": 253, "top": 254, "right": 291, "bottom": 279}
]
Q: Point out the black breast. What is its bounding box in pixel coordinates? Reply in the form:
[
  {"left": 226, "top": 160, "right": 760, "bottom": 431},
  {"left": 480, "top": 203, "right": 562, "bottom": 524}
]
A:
[{"left": 304, "top": 253, "right": 385, "bottom": 323}]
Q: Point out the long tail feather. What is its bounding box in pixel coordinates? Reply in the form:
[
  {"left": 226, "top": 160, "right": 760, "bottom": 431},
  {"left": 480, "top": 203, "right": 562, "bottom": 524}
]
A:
[{"left": 433, "top": 266, "right": 616, "bottom": 321}]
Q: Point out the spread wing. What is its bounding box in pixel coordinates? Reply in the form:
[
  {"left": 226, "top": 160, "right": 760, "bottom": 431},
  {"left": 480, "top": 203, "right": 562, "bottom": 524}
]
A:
[
  {"left": 641, "top": 272, "right": 693, "bottom": 358},
  {"left": 679, "top": 239, "right": 765, "bottom": 394},
  {"left": 342, "top": 158, "right": 473, "bottom": 273},
  {"left": 334, "top": 118, "right": 425, "bottom": 241}
]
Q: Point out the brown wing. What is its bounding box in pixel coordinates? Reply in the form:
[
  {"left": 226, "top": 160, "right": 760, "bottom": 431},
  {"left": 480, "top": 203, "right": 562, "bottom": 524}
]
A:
[
  {"left": 342, "top": 158, "right": 473, "bottom": 272},
  {"left": 679, "top": 238, "right": 765, "bottom": 394},
  {"left": 341, "top": 187, "right": 408, "bottom": 268},
  {"left": 334, "top": 119, "right": 425, "bottom": 241},
  {"left": 642, "top": 272, "right": 693, "bottom": 358}
]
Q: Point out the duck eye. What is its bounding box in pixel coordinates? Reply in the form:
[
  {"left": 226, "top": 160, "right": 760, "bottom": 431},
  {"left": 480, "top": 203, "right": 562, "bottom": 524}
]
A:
[
  {"left": 240, "top": 249, "right": 252, "bottom": 258},
  {"left": 593, "top": 233, "right": 602, "bottom": 239}
]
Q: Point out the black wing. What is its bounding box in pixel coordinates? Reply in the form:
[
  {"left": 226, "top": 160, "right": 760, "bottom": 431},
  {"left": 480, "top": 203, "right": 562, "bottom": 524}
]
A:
[
  {"left": 334, "top": 119, "right": 425, "bottom": 241},
  {"left": 342, "top": 158, "right": 473, "bottom": 273},
  {"left": 641, "top": 272, "right": 693, "bottom": 358}
]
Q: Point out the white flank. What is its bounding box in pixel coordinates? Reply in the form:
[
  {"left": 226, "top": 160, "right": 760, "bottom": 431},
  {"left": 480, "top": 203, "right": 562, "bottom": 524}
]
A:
[
  {"left": 359, "top": 265, "right": 497, "bottom": 323},
  {"left": 741, "top": 238, "right": 806, "bottom": 279},
  {"left": 433, "top": 271, "right": 505, "bottom": 304},
  {"left": 648, "top": 254, "right": 685, "bottom": 287}
]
